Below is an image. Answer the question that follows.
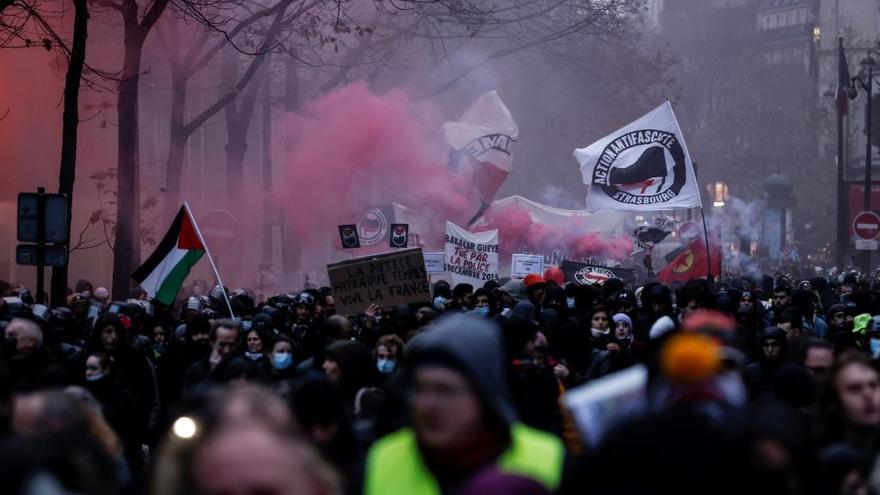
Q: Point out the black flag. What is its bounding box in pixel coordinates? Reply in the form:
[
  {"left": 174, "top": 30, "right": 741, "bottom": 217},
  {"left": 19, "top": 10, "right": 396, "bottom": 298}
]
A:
[
  {"left": 338, "top": 224, "right": 360, "bottom": 249},
  {"left": 389, "top": 224, "right": 409, "bottom": 248}
]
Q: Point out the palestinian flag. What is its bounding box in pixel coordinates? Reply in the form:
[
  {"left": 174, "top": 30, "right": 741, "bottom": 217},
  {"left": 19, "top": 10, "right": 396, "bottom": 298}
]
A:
[{"left": 132, "top": 205, "right": 204, "bottom": 305}]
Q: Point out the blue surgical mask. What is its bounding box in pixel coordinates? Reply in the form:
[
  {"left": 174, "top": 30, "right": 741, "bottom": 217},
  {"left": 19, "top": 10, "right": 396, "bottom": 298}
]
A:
[
  {"left": 377, "top": 358, "right": 396, "bottom": 375},
  {"left": 871, "top": 339, "right": 880, "bottom": 358},
  {"left": 86, "top": 371, "right": 105, "bottom": 382},
  {"left": 566, "top": 297, "right": 576, "bottom": 309},
  {"left": 434, "top": 296, "right": 449, "bottom": 308},
  {"left": 272, "top": 352, "right": 293, "bottom": 370},
  {"left": 474, "top": 306, "right": 490, "bottom": 317}
]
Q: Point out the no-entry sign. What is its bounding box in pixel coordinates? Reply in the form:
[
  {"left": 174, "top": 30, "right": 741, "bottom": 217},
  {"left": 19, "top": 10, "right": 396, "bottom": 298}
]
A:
[
  {"left": 199, "top": 210, "right": 240, "bottom": 255},
  {"left": 853, "top": 211, "right": 880, "bottom": 240}
]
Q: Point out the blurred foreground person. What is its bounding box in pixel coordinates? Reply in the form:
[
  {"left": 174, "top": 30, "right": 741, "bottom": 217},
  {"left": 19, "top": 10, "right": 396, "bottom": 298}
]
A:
[
  {"left": 363, "top": 314, "right": 564, "bottom": 495},
  {"left": 816, "top": 351, "right": 880, "bottom": 454},
  {"left": 2, "top": 390, "right": 119, "bottom": 495},
  {"left": 151, "top": 384, "right": 339, "bottom": 495}
]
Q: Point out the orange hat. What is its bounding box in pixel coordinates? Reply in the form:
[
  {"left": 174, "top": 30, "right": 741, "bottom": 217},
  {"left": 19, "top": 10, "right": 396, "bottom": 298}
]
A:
[
  {"left": 523, "top": 274, "right": 547, "bottom": 289},
  {"left": 543, "top": 267, "right": 564, "bottom": 286},
  {"left": 660, "top": 333, "right": 722, "bottom": 383}
]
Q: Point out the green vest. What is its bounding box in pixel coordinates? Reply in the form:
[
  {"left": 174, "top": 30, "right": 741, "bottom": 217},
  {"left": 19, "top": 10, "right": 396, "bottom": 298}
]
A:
[{"left": 364, "top": 423, "right": 564, "bottom": 495}]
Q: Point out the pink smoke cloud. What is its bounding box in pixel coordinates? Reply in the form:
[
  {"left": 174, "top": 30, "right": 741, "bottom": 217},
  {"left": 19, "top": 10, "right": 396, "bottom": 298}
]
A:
[
  {"left": 479, "top": 204, "right": 633, "bottom": 262},
  {"left": 277, "top": 82, "right": 472, "bottom": 248}
]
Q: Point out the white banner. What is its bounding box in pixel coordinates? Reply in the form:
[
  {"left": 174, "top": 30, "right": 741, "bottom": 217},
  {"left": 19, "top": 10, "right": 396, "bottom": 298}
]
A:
[
  {"left": 444, "top": 221, "right": 499, "bottom": 287},
  {"left": 574, "top": 102, "right": 702, "bottom": 212},
  {"left": 511, "top": 253, "right": 544, "bottom": 278}
]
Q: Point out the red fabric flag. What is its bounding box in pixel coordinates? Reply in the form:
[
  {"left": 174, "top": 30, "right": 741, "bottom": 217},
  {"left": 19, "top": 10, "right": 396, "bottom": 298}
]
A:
[{"left": 657, "top": 235, "right": 721, "bottom": 284}]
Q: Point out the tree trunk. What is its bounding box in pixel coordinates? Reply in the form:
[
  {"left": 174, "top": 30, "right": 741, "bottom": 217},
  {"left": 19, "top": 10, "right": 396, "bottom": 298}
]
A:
[
  {"left": 281, "top": 53, "right": 300, "bottom": 281},
  {"left": 261, "top": 68, "right": 272, "bottom": 261},
  {"left": 51, "top": 0, "right": 88, "bottom": 307},
  {"left": 222, "top": 47, "right": 264, "bottom": 285},
  {"left": 162, "top": 67, "right": 189, "bottom": 223}
]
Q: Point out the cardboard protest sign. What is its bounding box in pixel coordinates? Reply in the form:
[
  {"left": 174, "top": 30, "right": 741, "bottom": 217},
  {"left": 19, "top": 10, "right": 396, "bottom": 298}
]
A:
[
  {"left": 444, "top": 221, "right": 500, "bottom": 286},
  {"left": 561, "top": 260, "right": 635, "bottom": 285},
  {"left": 327, "top": 248, "right": 430, "bottom": 315},
  {"left": 563, "top": 365, "right": 648, "bottom": 449},
  {"left": 511, "top": 253, "right": 544, "bottom": 278},
  {"left": 423, "top": 252, "right": 445, "bottom": 274}
]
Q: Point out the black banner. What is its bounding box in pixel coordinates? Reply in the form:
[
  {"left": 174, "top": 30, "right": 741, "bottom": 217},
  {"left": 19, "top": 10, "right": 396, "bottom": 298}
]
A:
[{"left": 561, "top": 260, "right": 635, "bottom": 285}]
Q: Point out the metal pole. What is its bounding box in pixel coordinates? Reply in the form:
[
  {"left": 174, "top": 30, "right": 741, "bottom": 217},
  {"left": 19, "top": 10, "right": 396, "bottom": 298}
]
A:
[
  {"left": 837, "top": 38, "right": 847, "bottom": 268},
  {"left": 36, "top": 187, "right": 45, "bottom": 304},
  {"left": 183, "top": 202, "right": 236, "bottom": 319},
  {"left": 865, "top": 66, "right": 873, "bottom": 272}
]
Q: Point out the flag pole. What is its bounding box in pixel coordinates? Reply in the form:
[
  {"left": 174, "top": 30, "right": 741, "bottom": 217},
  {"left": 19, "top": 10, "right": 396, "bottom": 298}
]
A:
[
  {"left": 699, "top": 207, "right": 713, "bottom": 281},
  {"left": 184, "top": 202, "right": 236, "bottom": 319}
]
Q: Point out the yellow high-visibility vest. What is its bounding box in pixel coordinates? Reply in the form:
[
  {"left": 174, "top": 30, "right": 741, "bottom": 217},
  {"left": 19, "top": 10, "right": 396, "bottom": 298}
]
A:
[{"left": 364, "top": 422, "right": 564, "bottom": 495}]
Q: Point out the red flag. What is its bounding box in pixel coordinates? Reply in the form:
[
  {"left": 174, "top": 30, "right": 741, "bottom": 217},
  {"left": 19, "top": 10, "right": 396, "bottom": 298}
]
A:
[{"left": 657, "top": 235, "right": 721, "bottom": 283}]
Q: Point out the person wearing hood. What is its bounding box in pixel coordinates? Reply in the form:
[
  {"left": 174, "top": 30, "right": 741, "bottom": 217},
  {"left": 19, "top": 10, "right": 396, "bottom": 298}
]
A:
[
  {"left": 363, "top": 314, "right": 564, "bottom": 495},
  {"left": 504, "top": 310, "right": 563, "bottom": 435},
  {"left": 322, "top": 340, "right": 378, "bottom": 413},
  {"left": 83, "top": 351, "right": 145, "bottom": 472},
  {"left": 86, "top": 314, "right": 159, "bottom": 440},
  {"left": 257, "top": 335, "right": 303, "bottom": 384},
  {"left": 745, "top": 326, "right": 789, "bottom": 400},
  {"left": 243, "top": 328, "right": 269, "bottom": 364}
]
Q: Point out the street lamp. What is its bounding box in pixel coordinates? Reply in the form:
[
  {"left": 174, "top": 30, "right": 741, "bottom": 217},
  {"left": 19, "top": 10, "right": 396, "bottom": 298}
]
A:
[{"left": 849, "top": 51, "right": 880, "bottom": 270}]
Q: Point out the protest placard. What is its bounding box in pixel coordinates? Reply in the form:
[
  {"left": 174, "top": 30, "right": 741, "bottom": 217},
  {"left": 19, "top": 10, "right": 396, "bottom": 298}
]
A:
[
  {"left": 511, "top": 253, "right": 544, "bottom": 278},
  {"left": 327, "top": 248, "right": 430, "bottom": 315},
  {"left": 423, "top": 252, "right": 445, "bottom": 274},
  {"left": 444, "top": 221, "right": 499, "bottom": 287}
]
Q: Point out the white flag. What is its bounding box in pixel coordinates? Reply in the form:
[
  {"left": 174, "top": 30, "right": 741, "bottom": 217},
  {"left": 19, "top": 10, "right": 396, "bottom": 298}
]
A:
[
  {"left": 443, "top": 91, "right": 518, "bottom": 205},
  {"left": 574, "top": 102, "right": 702, "bottom": 212},
  {"left": 444, "top": 221, "right": 500, "bottom": 287}
]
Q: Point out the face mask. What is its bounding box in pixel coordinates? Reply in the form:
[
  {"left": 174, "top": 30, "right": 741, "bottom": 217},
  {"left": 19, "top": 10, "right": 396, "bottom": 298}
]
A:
[
  {"left": 272, "top": 352, "right": 293, "bottom": 370},
  {"left": 433, "top": 296, "right": 449, "bottom": 308},
  {"left": 242, "top": 320, "right": 253, "bottom": 331},
  {"left": 871, "top": 339, "right": 880, "bottom": 358},
  {"left": 86, "top": 371, "right": 105, "bottom": 382},
  {"left": 474, "top": 306, "right": 490, "bottom": 317},
  {"left": 566, "top": 297, "right": 576, "bottom": 309},
  {"left": 377, "top": 358, "right": 396, "bottom": 375}
]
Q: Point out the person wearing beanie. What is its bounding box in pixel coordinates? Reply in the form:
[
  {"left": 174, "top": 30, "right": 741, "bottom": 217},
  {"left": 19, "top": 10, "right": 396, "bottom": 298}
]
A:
[
  {"left": 363, "top": 314, "right": 564, "bottom": 495},
  {"left": 612, "top": 313, "right": 634, "bottom": 348},
  {"left": 523, "top": 274, "right": 547, "bottom": 309}
]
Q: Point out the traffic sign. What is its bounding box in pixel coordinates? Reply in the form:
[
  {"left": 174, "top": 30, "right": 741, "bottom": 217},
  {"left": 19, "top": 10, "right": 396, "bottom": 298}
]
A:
[
  {"left": 18, "top": 192, "right": 68, "bottom": 243},
  {"left": 853, "top": 211, "right": 880, "bottom": 240},
  {"left": 16, "top": 245, "right": 68, "bottom": 267},
  {"left": 856, "top": 239, "right": 879, "bottom": 251},
  {"left": 198, "top": 210, "right": 239, "bottom": 255}
]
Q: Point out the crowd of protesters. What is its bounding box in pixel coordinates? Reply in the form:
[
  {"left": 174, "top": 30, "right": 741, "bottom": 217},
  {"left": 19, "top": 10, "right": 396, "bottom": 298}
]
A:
[{"left": 3, "top": 267, "right": 880, "bottom": 494}]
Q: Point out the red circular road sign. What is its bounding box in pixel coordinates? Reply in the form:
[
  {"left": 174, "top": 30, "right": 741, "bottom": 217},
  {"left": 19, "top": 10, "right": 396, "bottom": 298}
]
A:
[
  {"left": 853, "top": 211, "right": 880, "bottom": 240},
  {"left": 198, "top": 210, "right": 240, "bottom": 255}
]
